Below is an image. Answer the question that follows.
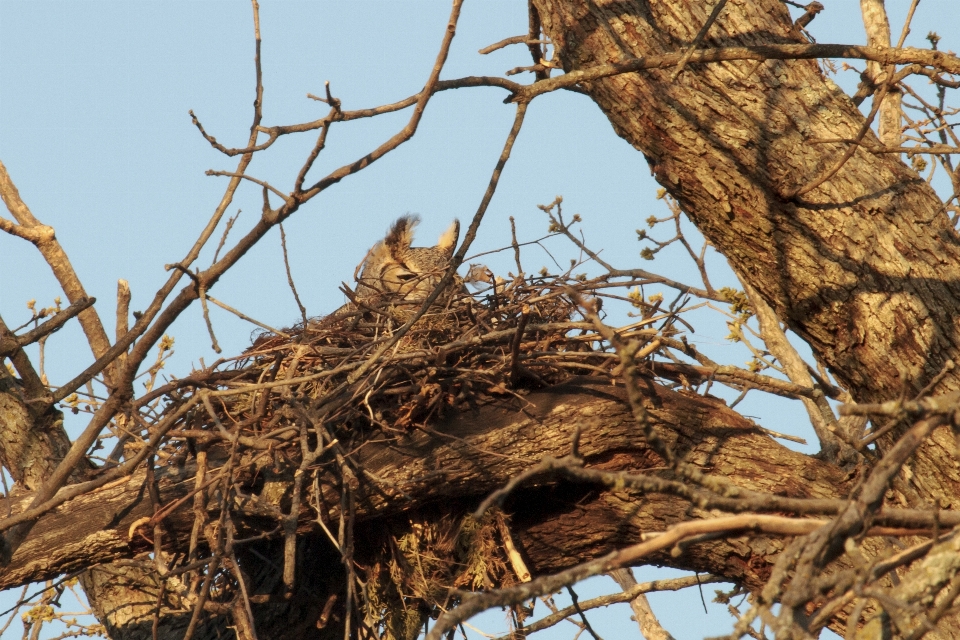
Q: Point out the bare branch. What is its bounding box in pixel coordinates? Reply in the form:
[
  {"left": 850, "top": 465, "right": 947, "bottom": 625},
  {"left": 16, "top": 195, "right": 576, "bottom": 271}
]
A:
[
  {"left": 299, "top": 0, "right": 465, "bottom": 200},
  {"left": 0, "top": 297, "right": 95, "bottom": 355},
  {"left": 0, "top": 160, "right": 112, "bottom": 374},
  {"left": 740, "top": 280, "right": 854, "bottom": 461},
  {"left": 670, "top": 0, "right": 729, "bottom": 81},
  {"left": 427, "top": 514, "right": 897, "bottom": 640},
  {"left": 609, "top": 568, "right": 676, "bottom": 640},
  {"left": 479, "top": 35, "right": 545, "bottom": 55},
  {"left": 509, "top": 43, "right": 960, "bottom": 103}
]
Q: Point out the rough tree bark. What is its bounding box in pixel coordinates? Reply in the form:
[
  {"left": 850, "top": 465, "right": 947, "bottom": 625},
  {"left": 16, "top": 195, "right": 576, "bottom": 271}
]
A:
[
  {"left": 531, "top": 0, "right": 960, "bottom": 497},
  {"left": 538, "top": 0, "right": 960, "bottom": 399},
  {"left": 526, "top": 0, "right": 960, "bottom": 634},
  {"left": 534, "top": 0, "right": 958, "bottom": 403}
]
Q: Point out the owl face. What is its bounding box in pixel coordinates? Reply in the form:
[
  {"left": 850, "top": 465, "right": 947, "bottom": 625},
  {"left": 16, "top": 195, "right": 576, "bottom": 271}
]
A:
[{"left": 370, "top": 249, "right": 446, "bottom": 299}]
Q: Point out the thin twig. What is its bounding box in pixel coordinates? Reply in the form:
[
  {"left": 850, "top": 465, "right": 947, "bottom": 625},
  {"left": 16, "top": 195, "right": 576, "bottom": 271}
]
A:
[
  {"left": 279, "top": 223, "right": 308, "bottom": 327},
  {"left": 670, "top": 0, "right": 729, "bottom": 81},
  {"left": 479, "top": 35, "right": 545, "bottom": 55},
  {"left": 205, "top": 295, "right": 290, "bottom": 338}
]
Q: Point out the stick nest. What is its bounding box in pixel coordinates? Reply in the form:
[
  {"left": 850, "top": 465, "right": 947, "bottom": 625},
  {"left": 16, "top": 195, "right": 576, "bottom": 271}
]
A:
[
  {"left": 153, "top": 274, "right": 671, "bottom": 639},
  {"left": 180, "top": 275, "right": 659, "bottom": 452}
]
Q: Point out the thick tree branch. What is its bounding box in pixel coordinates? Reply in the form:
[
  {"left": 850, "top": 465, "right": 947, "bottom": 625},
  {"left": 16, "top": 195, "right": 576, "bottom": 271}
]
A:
[
  {"left": 0, "top": 161, "right": 112, "bottom": 376},
  {"left": 2, "top": 377, "right": 956, "bottom": 599},
  {"left": 0, "top": 379, "right": 836, "bottom": 589}
]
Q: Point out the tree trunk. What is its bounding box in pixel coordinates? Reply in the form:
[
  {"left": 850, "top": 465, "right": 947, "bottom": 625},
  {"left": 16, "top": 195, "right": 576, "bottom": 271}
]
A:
[
  {"left": 533, "top": 0, "right": 960, "bottom": 405},
  {"left": 532, "top": 0, "right": 960, "bottom": 504},
  {"left": 529, "top": 0, "right": 960, "bottom": 634}
]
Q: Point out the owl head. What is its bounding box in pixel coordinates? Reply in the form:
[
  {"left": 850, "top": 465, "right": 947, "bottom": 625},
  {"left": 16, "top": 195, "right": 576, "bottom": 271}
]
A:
[{"left": 357, "top": 215, "right": 461, "bottom": 305}]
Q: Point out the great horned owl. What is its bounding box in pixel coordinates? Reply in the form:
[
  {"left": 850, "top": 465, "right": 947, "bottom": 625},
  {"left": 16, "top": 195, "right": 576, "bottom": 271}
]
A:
[{"left": 347, "top": 215, "right": 463, "bottom": 319}]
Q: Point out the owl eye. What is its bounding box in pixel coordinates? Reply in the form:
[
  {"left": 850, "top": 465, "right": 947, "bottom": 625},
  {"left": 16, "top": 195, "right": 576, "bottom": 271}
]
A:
[{"left": 394, "top": 271, "right": 417, "bottom": 282}]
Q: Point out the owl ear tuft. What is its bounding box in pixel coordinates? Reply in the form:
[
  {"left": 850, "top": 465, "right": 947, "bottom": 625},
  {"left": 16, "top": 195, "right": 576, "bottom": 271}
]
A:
[
  {"left": 385, "top": 215, "right": 419, "bottom": 254},
  {"left": 437, "top": 219, "right": 460, "bottom": 258}
]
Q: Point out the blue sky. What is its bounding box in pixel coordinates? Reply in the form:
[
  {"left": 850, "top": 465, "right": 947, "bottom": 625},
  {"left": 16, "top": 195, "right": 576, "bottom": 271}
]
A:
[{"left": 2, "top": 1, "right": 959, "bottom": 638}]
